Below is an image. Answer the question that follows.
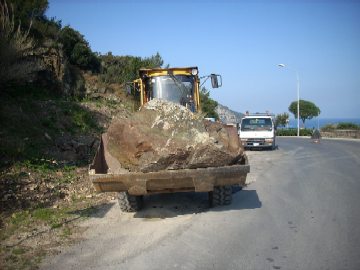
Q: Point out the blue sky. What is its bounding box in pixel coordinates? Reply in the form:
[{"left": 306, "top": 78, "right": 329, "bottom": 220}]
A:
[{"left": 47, "top": 0, "right": 360, "bottom": 118}]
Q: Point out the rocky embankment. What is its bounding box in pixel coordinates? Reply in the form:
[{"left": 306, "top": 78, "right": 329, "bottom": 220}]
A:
[
  {"left": 321, "top": 130, "right": 360, "bottom": 139},
  {"left": 216, "top": 104, "right": 244, "bottom": 125}
]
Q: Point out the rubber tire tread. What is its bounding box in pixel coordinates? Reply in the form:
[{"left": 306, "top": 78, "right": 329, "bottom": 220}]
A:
[
  {"left": 118, "top": 192, "right": 143, "bottom": 212},
  {"left": 210, "top": 185, "right": 232, "bottom": 207}
]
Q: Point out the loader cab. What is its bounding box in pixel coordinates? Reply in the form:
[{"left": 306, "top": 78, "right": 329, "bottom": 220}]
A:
[
  {"left": 132, "top": 67, "right": 221, "bottom": 113},
  {"left": 145, "top": 73, "right": 196, "bottom": 111}
]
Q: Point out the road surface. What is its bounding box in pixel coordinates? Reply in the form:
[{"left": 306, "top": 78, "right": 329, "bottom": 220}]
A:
[{"left": 41, "top": 137, "right": 360, "bottom": 270}]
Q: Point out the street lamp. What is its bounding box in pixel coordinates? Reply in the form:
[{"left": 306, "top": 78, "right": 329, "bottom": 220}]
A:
[{"left": 278, "top": 64, "right": 300, "bottom": 137}]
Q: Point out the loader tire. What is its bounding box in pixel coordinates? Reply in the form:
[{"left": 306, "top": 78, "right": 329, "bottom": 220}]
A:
[
  {"left": 117, "top": 192, "right": 143, "bottom": 212},
  {"left": 209, "top": 185, "right": 232, "bottom": 207}
]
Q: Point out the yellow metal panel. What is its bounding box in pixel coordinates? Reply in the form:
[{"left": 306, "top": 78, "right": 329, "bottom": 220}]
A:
[
  {"left": 133, "top": 78, "right": 144, "bottom": 106},
  {"left": 146, "top": 70, "right": 192, "bottom": 77},
  {"left": 194, "top": 78, "right": 201, "bottom": 112},
  {"left": 139, "top": 67, "right": 198, "bottom": 77}
]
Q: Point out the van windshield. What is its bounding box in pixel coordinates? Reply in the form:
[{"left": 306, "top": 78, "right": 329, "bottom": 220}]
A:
[{"left": 241, "top": 118, "right": 273, "bottom": 131}]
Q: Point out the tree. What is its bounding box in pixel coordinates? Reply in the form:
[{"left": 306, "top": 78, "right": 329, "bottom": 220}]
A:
[
  {"left": 6, "top": 0, "right": 54, "bottom": 39},
  {"left": 275, "top": 112, "right": 289, "bottom": 128},
  {"left": 0, "top": 0, "right": 35, "bottom": 85},
  {"left": 99, "top": 53, "right": 164, "bottom": 85},
  {"left": 142, "top": 52, "right": 163, "bottom": 68},
  {"left": 71, "top": 43, "right": 100, "bottom": 71},
  {"left": 60, "top": 26, "right": 85, "bottom": 58},
  {"left": 199, "top": 87, "right": 219, "bottom": 119},
  {"left": 7, "top": 0, "right": 48, "bottom": 26},
  {"left": 288, "top": 99, "right": 320, "bottom": 125},
  {"left": 59, "top": 26, "right": 100, "bottom": 72}
]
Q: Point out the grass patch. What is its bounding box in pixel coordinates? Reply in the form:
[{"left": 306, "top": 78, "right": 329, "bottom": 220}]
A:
[
  {"left": 17, "top": 159, "right": 57, "bottom": 174},
  {"left": 32, "top": 207, "right": 71, "bottom": 229},
  {"left": 12, "top": 248, "right": 26, "bottom": 255},
  {"left": 10, "top": 159, "right": 77, "bottom": 184},
  {"left": 1, "top": 204, "right": 96, "bottom": 246},
  {"left": 0, "top": 83, "right": 119, "bottom": 269},
  {"left": 0, "top": 89, "right": 102, "bottom": 168},
  {"left": 10, "top": 211, "right": 32, "bottom": 226},
  {"left": 1, "top": 211, "right": 32, "bottom": 242},
  {"left": 57, "top": 100, "right": 102, "bottom": 134},
  {"left": 2, "top": 83, "right": 62, "bottom": 101},
  {"left": 61, "top": 226, "right": 72, "bottom": 238},
  {"left": 2, "top": 246, "right": 46, "bottom": 270},
  {"left": 32, "top": 208, "right": 58, "bottom": 222}
]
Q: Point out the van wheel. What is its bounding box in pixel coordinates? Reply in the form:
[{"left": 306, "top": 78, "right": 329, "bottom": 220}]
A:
[
  {"left": 118, "top": 192, "right": 143, "bottom": 212},
  {"left": 209, "top": 185, "right": 232, "bottom": 207}
]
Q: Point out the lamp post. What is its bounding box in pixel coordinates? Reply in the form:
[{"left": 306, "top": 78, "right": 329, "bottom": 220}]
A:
[{"left": 278, "top": 64, "right": 300, "bottom": 137}]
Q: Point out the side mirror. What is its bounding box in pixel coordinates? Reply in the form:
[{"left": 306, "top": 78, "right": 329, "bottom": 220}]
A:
[{"left": 211, "top": 74, "right": 222, "bottom": 88}]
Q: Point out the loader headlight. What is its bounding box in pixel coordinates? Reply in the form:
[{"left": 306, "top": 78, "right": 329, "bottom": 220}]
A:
[{"left": 191, "top": 68, "right": 198, "bottom": 76}]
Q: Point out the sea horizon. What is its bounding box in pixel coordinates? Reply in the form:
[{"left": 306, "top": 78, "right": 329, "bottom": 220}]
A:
[{"left": 287, "top": 118, "right": 360, "bottom": 129}]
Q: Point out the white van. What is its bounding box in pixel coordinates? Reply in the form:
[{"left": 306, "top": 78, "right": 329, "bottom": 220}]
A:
[{"left": 238, "top": 113, "right": 276, "bottom": 149}]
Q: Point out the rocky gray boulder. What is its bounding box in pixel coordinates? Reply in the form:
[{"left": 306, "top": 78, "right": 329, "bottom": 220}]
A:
[{"left": 105, "top": 99, "right": 244, "bottom": 173}]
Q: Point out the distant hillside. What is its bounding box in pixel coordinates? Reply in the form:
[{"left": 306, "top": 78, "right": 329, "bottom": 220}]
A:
[{"left": 216, "top": 104, "right": 244, "bottom": 124}]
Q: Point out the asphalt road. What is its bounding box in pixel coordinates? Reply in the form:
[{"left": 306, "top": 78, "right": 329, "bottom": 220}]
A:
[{"left": 41, "top": 137, "right": 360, "bottom": 270}]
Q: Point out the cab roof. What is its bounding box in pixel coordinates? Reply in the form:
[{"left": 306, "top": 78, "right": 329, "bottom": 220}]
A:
[
  {"left": 243, "top": 115, "right": 273, "bottom": 118},
  {"left": 139, "top": 67, "right": 198, "bottom": 77}
]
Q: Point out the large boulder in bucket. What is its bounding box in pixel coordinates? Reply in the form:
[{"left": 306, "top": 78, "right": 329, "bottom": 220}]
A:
[{"left": 104, "top": 99, "right": 244, "bottom": 173}]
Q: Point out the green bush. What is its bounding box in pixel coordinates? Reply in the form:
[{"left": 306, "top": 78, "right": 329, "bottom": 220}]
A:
[
  {"left": 200, "top": 87, "right": 218, "bottom": 119},
  {"left": 276, "top": 128, "right": 313, "bottom": 136},
  {"left": 60, "top": 26, "right": 100, "bottom": 72},
  {"left": 31, "top": 17, "right": 62, "bottom": 40},
  {"left": 99, "top": 52, "right": 164, "bottom": 85},
  {"left": 321, "top": 122, "right": 359, "bottom": 131},
  {"left": 7, "top": 0, "right": 48, "bottom": 27},
  {"left": 321, "top": 124, "right": 336, "bottom": 132},
  {"left": 0, "top": 0, "right": 35, "bottom": 85},
  {"left": 337, "top": 122, "right": 360, "bottom": 130},
  {"left": 70, "top": 43, "right": 99, "bottom": 71}
]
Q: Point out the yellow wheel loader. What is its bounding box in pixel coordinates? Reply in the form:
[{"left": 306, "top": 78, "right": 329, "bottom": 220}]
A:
[{"left": 89, "top": 67, "right": 249, "bottom": 212}]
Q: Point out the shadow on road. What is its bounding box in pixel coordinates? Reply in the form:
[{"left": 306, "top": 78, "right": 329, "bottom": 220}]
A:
[
  {"left": 133, "top": 188, "right": 262, "bottom": 220},
  {"left": 226, "top": 189, "right": 262, "bottom": 210},
  {"left": 245, "top": 145, "right": 279, "bottom": 151},
  {"left": 69, "top": 202, "right": 116, "bottom": 219}
]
